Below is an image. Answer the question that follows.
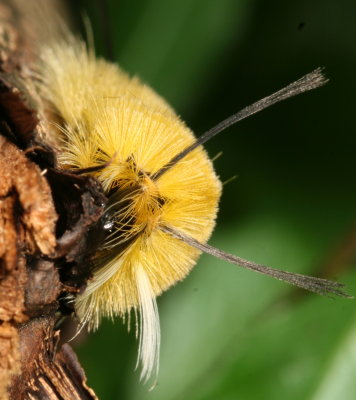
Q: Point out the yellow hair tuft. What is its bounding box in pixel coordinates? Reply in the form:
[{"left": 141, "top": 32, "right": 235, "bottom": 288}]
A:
[{"left": 36, "top": 37, "right": 221, "bottom": 382}]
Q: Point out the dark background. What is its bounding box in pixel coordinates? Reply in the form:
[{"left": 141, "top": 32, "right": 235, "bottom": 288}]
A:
[{"left": 68, "top": 1, "right": 356, "bottom": 399}]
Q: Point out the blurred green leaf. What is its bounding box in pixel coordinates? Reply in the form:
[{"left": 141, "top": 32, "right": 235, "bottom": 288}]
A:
[
  {"left": 311, "top": 317, "right": 356, "bottom": 400},
  {"left": 128, "top": 216, "right": 356, "bottom": 400},
  {"left": 113, "top": 0, "right": 253, "bottom": 112}
]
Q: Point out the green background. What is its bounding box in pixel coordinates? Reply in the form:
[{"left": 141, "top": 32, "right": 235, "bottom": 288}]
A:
[{"left": 68, "top": 1, "right": 356, "bottom": 399}]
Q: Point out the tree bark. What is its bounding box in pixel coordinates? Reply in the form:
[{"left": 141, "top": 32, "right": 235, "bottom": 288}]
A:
[{"left": 0, "top": 2, "right": 105, "bottom": 398}]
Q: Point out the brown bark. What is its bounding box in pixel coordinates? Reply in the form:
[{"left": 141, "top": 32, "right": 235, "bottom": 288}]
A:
[{"left": 0, "top": 2, "right": 105, "bottom": 399}]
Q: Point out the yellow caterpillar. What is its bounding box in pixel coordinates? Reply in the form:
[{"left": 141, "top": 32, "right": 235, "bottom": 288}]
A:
[{"left": 33, "top": 24, "right": 350, "bottom": 385}]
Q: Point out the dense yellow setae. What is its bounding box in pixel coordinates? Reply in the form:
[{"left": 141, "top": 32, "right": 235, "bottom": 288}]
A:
[
  {"left": 33, "top": 24, "right": 350, "bottom": 386},
  {"left": 37, "top": 37, "right": 221, "bottom": 382}
]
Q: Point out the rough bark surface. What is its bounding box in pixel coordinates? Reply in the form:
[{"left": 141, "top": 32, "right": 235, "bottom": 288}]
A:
[{"left": 0, "top": 1, "right": 105, "bottom": 399}]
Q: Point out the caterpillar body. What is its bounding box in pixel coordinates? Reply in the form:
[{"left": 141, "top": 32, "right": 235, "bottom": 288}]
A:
[{"left": 34, "top": 25, "right": 350, "bottom": 384}]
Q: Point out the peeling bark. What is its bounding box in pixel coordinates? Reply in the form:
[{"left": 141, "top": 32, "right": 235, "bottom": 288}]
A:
[
  {"left": 0, "top": 1, "right": 105, "bottom": 399},
  {"left": 9, "top": 317, "right": 98, "bottom": 400}
]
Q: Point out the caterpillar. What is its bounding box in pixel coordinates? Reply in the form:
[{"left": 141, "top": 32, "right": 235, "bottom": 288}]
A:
[{"left": 32, "top": 17, "right": 351, "bottom": 386}]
